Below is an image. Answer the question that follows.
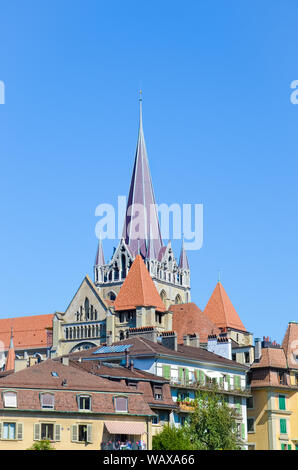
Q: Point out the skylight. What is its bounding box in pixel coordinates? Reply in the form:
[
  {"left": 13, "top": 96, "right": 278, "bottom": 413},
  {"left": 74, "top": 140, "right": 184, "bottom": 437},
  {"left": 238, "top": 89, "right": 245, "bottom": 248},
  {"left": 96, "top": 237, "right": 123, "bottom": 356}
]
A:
[
  {"left": 93, "top": 345, "right": 132, "bottom": 354},
  {"left": 51, "top": 371, "right": 59, "bottom": 377}
]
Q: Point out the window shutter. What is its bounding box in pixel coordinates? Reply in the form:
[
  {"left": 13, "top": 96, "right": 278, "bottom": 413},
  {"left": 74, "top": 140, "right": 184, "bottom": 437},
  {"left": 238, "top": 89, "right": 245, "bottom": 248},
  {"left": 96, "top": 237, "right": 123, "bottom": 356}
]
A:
[
  {"left": 281, "top": 443, "right": 285, "bottom": 450},
  {"left": 279, "top": 395, "right": 286, "bottom": 411},
  {"left": 288, "top": 444, "right": 292, "bottom": 450},
  {"left": 17, "top": 423, "right": 23, "bottom": 440},
  {"left": 162, "top": 365, "right": 171, "bottom": 380},
  {"left": 87, "top": 424, "right": 92, "bottom": 443},
  {"left": 227, "top": 375, "right": 231, "bottom": 389},
  {"left": 219, "top": 377, "right": 224, "bottom": 388},
  {"left": 34, "top": 423, "right": 41, "bottom": 441},
  {"left": 280, "top": 419, "right": 287, "bottom": 434},
  {"left": 234, "top": 376, "right": 241, "bottom": 389},
  {"left": 199, "top": 370, "right": 205, "bottom": 385},
  {"left": 4, "top": 392, "right": 17, "bottom": 408},
  {"left": 71, "top": 425, "right": 78, "bottom": 442},
  {"left": 0, "top": 423, "right": 2, "bottom": 440},
  {"left": 241, "top": 423, "right": 245, "bottom": 439},
  {"left": 55, "top": 424, "right": 61, "bottom": 442},
  {"left": 184, "top": 368, "right": 189, "bottom": 383}
]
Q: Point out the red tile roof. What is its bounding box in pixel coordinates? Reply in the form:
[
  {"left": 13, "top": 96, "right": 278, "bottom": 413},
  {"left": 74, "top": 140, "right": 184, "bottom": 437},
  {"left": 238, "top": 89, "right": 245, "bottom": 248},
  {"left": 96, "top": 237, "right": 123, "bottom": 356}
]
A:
[
  {"left": 170, "top": 302, "right": 220, "bottom": 344},
  {"left": 204, "top": 282, "right": 246, "bottom": 332},
  {"left": 251, "top": 348, "right": 287, "bottom": 369},
  {"left": 4, "top": 333, "right": 15, "bottom": 372},
  {"left": 0, "top": 314, "right": 54, "bottom": 351},
  {"left": 114, "top": 255, "right": 166, "bottom": 312}
]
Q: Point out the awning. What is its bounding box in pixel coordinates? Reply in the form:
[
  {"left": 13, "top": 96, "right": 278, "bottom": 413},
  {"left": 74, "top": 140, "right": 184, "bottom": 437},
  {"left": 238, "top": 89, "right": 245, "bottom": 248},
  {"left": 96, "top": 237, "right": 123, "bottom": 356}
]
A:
[
  {"left": 206, "top": 371, "right": 222, "bottom": 379},
  {"left": 105, "top": 421, "right": 146, "bottom": 435}
]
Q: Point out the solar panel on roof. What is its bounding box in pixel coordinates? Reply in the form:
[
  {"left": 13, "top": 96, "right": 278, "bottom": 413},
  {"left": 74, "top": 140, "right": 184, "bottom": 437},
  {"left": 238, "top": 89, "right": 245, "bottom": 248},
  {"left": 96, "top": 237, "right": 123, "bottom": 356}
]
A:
[{"left": 93, "top": 344, "right": 132, "bottom": 354}]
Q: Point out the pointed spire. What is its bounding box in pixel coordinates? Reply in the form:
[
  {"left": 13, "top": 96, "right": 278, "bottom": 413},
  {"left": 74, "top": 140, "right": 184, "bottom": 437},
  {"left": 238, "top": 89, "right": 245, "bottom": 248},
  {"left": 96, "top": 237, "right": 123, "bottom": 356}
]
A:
[
  {"left": 95, "top": 237, "right": 105, "bottom": 266},
  {"left": 146, "top": 226, "right": 156, "bottom": 259},
  {"left": 4, "top": 327, "right": 15, "bottom": 372},
  {"left": 204, "top": 282, "right": 246, "bottom": 331},
  {"left": 179, "top": 240, "right": 189, "bottom": 270},
  {"left": 122, "top": 94, "right": 163, "bottom": 258}
]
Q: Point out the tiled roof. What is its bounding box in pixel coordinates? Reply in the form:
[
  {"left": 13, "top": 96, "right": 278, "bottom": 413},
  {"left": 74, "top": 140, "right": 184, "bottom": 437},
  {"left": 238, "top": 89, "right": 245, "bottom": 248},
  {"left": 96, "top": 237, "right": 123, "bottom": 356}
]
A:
[
  {"left": 69, "top": 361, "right": 176, "bottom": 408},
  {"left": 204, "top": 282, "right": 246, "bottom": 332},
  {"left": 282, "top": 322, "right": 298, "bottom": 369},
  {"left": 251, "top": 347, "right": 287, "bottom": 369},
  {"left": 170, "top": 302, "right": 220, "bottom": 343},
  {"left": 0, "top": 358, "right": 133, "bottom": 392},
  {"left": 66, "top": 336, "right": 247, "bottom": 370},
  {"left": 0, "top": 360, "right": 154, "bottom": 416},
  {"left": 114, "top": 255, "right": 166, "bottom": 312},
  {"left": 0, "top": 314, "right": 54, "bottom": 351}
]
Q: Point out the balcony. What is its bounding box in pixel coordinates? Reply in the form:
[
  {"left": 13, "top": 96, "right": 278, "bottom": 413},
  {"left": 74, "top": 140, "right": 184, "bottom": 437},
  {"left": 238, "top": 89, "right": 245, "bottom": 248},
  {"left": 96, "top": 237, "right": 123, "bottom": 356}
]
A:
[{"left": 170, "top": 378, "right": 251, "bottom": 397}]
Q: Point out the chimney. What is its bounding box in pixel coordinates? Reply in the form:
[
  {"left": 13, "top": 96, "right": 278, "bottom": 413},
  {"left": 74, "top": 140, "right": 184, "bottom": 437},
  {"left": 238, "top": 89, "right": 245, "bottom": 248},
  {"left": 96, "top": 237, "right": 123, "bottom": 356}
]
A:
[
  {"left": 189, "top": 333, "right": 200, "bottom": 348},
  {"left": 207, "top": 334, "right": 218, "bottom": 354},
  {"left": 160, "top": 331, "right": 177, "bottom": 351},
  {"left": 61, "top": 357, "right": 69, "bottom": 366},
  {"left": 207, "top": 335, "right": 231, "bottom": 360},
  {"left": 128, "top": 327, "right": 158, "bottom": 343},
  {"left": 254, "top": 338, "right": 262, "bottom": 362},
  {"left": 129, "top": 359, "right": 134, "bottom": 372},
  {"left": 183, "top": 335, "right": 190, "bottom": 346},
  {"left": 125, "top": 349, "right": 130, "bottom": 368},
  {"left": 29, "top": 357, "right": 38, "bottom": 367}
]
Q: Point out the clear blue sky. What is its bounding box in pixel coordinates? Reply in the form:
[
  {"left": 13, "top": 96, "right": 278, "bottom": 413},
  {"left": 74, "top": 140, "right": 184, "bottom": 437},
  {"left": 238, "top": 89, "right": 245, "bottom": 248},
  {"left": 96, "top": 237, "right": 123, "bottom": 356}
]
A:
[{"left": 0, "top": 1, "right": 297, "bottom": 344}]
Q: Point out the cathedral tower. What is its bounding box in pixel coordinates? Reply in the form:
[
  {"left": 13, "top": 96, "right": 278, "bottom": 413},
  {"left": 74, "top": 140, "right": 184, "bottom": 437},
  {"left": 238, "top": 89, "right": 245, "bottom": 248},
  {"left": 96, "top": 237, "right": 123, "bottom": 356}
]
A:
[{"left": 94, "top": 97, "right": 191, "bottom": 308}]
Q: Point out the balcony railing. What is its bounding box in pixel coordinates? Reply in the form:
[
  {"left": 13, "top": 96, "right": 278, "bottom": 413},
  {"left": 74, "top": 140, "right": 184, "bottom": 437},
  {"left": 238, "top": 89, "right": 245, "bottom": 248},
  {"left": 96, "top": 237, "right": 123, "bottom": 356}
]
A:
[{"left": 169, "top": 378, "right": 251, "bottom": 396}]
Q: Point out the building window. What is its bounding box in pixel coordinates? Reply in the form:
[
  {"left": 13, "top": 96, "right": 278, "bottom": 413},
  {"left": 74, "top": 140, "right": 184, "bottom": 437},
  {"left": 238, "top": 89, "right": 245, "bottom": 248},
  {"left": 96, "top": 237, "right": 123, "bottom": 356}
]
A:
[
  {"left": 78, "top": 395, "right": 91, "bottom": 411},
  {"left": 155, "top": 312, "right": 162, "bottom": 324},
  {"left": 232, "top": 353, "right": 236, "bottom": 361},
  {"left": 280, "top": 419, "right": 287, "bottom": 435},
  {"left": 2, "top": 422, "right": 16, "bottom": 440},
  {"left": 127, "top": 381, "right": 137, "bottom": 389},
  {"left": 247, "top": 418, "right": 255, "bottom": 433},
  {"left": 245, "top": 352, "right": 250, "bottom": 363},
  {"left": 278, "top": 371, "right": 287, "bottom": 385},
  {"left": 119, "top": 313, "right": 125, "bottom": 323},
  {"left": 3, "top": 392, "right": 17, "bottom": 408},
  {"left": 153, "top": 386, "right": 163, "bottom": 400},
  {"left": 71, "top": 424, "right": 92, "bottom": 443},
  {"left": 152, "top": 415, "right": 159, "bottom": 425},
  {"left": 41, "top": 423, "right": 54, "bottom": 440},
  {"left": 246, "top": 397, "right": 254, "bottom": 409},
  {"left": 41, "top": 393, "right": 55, "bottom": 410},
  {"left": 114, "top": 396, "right": 128, "bottom": 413}
]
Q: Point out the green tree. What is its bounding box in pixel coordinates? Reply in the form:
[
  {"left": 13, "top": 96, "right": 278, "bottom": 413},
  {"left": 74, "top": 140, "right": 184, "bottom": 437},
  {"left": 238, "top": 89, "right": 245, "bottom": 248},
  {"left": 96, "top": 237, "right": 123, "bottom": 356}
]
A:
[
  {"left": 27, "top": 439, "right": 55, "bottom": 450},
  {"left": 189, "top": 386, "right": 241, "bottom": 450},
  {"left": 152, "top": 424, "right": 195, "bottom": 450}
]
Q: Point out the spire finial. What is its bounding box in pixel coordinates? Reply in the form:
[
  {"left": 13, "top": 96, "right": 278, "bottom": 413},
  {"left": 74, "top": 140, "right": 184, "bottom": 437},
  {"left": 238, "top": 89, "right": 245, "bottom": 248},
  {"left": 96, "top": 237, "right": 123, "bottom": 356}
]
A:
[{"left": 218, "top": 270, "right": 221, "bottom": 283}]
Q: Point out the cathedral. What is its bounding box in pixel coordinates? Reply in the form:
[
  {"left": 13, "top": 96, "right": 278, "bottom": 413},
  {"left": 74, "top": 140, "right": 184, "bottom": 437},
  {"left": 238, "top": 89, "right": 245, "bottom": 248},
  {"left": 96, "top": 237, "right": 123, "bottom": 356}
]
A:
[
  {"left": 52, "top": 98, "right": 191, "bottom": 356},
  {"left": 0, "top": 98, "right": 254, "bottom": 367}
]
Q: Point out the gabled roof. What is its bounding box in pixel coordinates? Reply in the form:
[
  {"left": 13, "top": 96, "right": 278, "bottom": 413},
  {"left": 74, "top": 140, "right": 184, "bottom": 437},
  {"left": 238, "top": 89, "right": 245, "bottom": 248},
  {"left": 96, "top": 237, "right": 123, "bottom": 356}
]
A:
[
  {"left": 121, "top": 98, "right": 163, "bottom": 258},
  {"left": 170, "top": 303, "right": 220, "bottom": 343},
  {"left": 204, "top": 282, "right": 246, "bottom": 332},
  {"left": 114, "top": 255, "right": 166, "bottom": 312},
  {"left": 282, "top": 322, "right": 298, "bottom": 369},
  {"left": 0, "top": 314, "right": 53, "bottom": 351}
]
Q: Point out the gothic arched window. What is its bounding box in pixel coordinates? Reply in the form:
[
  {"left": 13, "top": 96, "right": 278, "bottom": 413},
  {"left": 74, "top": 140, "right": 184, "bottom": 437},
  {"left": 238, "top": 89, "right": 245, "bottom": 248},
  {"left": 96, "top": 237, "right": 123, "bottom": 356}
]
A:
[{"left": 84, "top": 298, "right": 90, "bottom": 321}]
